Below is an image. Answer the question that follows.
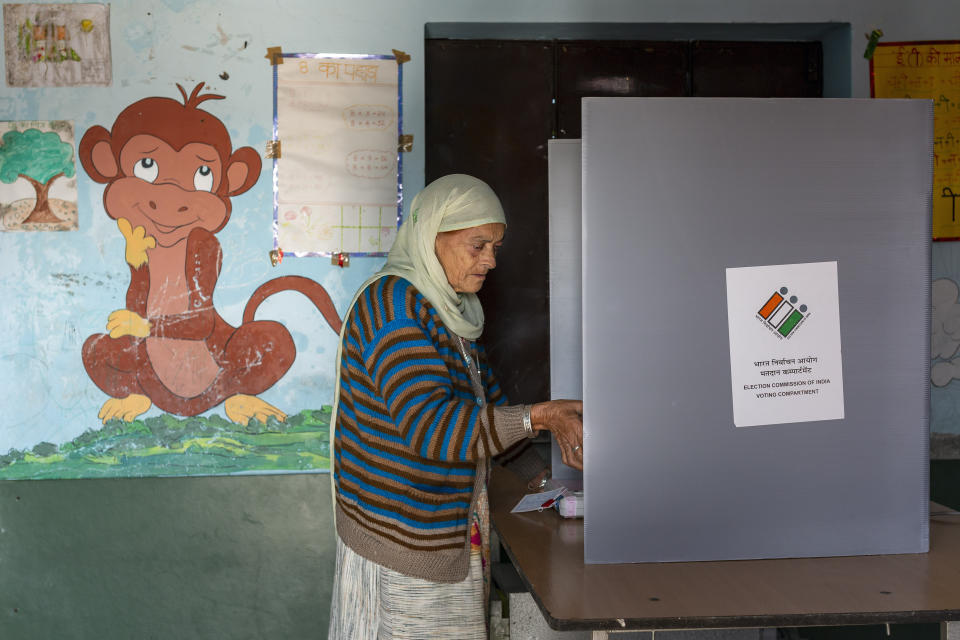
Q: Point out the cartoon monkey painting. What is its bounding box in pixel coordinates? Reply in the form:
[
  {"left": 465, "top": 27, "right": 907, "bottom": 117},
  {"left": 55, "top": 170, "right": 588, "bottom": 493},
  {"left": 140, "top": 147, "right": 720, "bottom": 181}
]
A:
[{"left": 79, "top": 83, "right": 341, "bottom": 425}]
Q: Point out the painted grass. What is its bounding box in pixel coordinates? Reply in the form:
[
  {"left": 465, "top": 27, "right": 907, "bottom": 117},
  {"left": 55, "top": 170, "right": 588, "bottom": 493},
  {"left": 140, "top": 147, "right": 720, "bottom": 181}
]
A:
[{"left": 0, "top": 408, "right": 332, "bottom": 480}]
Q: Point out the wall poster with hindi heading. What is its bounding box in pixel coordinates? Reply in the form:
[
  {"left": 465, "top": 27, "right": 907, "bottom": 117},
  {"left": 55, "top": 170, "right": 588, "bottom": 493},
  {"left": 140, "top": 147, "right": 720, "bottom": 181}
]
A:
[
  {"left": 871, "top": 41, "right": 960, "bottom": 240},
  {"left": 272, "top": 53, "right": 402, "bottom": 257}
]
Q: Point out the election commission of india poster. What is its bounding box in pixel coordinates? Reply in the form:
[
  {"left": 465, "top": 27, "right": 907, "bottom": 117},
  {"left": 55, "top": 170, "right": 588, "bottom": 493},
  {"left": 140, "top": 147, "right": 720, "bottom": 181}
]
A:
[
  {"left": 273, "top": 53, "right": 401, "bottom": 256},
  {"left": 726, "top": 261, "right": 845, "bottom": 428},
  {"left": 871, "top": 41, "right": 959, "bottom": 240}
]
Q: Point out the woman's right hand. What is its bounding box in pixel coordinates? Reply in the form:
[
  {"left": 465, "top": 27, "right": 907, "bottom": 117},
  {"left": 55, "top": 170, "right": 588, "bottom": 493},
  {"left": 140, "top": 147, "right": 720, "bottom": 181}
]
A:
[{"left": 530, "top": 400, "right": 583, "bottom": 471}]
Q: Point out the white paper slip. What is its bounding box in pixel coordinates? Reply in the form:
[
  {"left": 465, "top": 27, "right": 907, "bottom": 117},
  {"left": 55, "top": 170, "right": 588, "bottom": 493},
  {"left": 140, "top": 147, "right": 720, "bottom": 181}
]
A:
[
  {"left": 725, "top": 261, "right": 845, "bottom": 428},
  {"left": 510, "top": 488, "right": 567, "bottom": 513}
]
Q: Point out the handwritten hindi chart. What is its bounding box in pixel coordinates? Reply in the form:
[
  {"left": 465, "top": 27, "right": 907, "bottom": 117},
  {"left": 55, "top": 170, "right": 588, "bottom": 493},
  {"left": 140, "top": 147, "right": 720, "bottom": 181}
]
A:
[
  {"left": 871, "top": 41, "right": 960, "bottom": 239},
  {"left": 273, "top": 53, "right": 401, "bottom": 256}
]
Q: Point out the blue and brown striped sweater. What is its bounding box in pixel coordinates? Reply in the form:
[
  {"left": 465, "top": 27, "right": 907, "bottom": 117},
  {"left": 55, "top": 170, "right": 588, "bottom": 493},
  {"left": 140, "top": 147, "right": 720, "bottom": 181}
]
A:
[{"left": 333, "top": 276, "right": 529, "bottom": 582}]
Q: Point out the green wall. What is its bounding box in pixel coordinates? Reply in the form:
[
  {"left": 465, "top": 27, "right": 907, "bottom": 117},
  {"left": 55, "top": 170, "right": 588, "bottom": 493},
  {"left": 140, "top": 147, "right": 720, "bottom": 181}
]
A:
[{"left": 0, "top": 474, "right": 334, "bottom": 638}]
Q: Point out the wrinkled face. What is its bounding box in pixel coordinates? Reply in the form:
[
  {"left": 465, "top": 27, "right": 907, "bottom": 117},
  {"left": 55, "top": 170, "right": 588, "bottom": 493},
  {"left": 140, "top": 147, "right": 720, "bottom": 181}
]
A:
[
  {"left": 434, "top": 222, "right": 505, "bottom": 293},
  {"left": 104, "top": 134, "right": 229, "bottom": 248}
]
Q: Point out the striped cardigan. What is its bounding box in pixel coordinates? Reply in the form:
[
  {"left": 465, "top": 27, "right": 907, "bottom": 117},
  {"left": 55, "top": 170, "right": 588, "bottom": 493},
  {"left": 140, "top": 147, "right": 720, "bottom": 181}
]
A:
[{"left": 333, "top": 276, "right": 529, "bottom": 583}]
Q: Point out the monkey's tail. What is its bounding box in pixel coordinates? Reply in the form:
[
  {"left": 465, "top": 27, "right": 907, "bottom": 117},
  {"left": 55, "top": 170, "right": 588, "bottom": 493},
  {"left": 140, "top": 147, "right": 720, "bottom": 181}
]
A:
[{"left": 242, "top": 276, "right": 342, "bottom": 334}]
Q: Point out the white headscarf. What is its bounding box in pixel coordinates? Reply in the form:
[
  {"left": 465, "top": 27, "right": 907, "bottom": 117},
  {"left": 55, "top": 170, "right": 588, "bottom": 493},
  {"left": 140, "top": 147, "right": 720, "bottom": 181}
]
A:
[{"left": 374, "top": 174, "right": 506, "bottom": 339}]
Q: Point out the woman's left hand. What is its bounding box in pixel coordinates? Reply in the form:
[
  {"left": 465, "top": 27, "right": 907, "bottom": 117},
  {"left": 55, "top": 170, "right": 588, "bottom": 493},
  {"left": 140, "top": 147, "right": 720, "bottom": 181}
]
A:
[{"left": 530, "top": 400, "right": 584, "bottom": 471}]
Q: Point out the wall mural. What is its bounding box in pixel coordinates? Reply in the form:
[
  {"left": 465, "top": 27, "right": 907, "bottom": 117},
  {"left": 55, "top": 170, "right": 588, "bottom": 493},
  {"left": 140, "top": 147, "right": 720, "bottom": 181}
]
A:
[
  {"left": 0, "top": 84, "right": 346, "bottom": 479},
  {"left": 932, "top": 276, "right": 960, "bottom": 436},
  {"left": 932, "top": 245, "right": 960, "bottom": 435}
]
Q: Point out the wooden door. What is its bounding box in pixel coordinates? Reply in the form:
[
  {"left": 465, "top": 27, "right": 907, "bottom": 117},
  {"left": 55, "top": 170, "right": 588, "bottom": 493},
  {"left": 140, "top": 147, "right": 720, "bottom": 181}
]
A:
[{"left": 426, "top": 38, "right": 823, "bottom": 404}]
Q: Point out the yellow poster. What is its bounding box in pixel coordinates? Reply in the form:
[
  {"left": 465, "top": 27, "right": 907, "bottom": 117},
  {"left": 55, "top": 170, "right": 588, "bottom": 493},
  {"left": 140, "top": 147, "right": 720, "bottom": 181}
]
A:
[{"left": 871, "top": 41, "right": 959, "bottom": 239}]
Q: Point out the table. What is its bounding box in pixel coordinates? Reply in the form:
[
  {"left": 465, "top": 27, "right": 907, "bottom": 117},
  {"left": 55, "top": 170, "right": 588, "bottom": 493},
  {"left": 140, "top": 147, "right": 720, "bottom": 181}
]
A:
[{"left": 490, "top": 469, "right": 960, "bottom": 638}]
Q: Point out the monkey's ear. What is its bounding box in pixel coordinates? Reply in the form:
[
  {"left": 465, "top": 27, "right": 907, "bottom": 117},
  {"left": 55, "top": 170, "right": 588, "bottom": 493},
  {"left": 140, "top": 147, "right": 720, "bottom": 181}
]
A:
[
  {"left": 79, "top": 126, "right": 119, "bottom": 183},
  {"left": 224, "top": 146, "right": 262, "bottom": 197}
]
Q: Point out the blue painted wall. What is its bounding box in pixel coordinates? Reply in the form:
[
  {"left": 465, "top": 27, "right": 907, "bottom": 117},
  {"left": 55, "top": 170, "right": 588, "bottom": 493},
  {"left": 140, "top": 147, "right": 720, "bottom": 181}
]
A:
[{"left": 2, "top": 0, "right": 959, "bottom": 461}]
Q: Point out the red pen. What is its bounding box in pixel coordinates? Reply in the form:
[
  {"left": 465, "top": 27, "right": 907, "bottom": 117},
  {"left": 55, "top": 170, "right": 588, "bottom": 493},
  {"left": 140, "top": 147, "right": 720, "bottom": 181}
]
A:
[{"left": 538, "top": 489, "right": 567, "bottom": 512}]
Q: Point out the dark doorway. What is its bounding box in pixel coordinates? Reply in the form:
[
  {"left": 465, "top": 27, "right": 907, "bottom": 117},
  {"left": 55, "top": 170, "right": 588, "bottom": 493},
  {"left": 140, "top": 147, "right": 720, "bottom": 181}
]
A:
[{"left": 426, "top": 38, "right": 823, "bottom": 403}]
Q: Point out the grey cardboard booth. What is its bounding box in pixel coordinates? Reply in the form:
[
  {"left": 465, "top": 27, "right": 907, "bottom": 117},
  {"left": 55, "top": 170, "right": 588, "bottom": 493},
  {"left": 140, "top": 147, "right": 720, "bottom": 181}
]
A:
[{"left": 571, "top": 98, "right": 931, "bottom": 564}]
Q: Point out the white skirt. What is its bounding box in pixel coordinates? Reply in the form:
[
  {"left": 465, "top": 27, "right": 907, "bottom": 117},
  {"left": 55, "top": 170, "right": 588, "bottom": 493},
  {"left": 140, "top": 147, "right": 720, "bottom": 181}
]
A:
[{"left": 327, "top": 536, "right": 487, "bottom": 640}]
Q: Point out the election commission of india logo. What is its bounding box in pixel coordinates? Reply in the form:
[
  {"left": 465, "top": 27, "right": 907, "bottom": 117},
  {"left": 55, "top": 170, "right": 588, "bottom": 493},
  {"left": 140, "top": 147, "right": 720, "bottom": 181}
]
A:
[{"left": 756, "top": 286, "right": 810, "bottom": 339}]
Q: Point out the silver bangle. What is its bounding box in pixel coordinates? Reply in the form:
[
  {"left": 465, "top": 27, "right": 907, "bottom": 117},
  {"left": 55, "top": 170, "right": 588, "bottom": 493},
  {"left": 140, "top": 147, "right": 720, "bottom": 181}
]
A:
[{"left": 522, "top": 405, "right": 533, "bottom": 437}]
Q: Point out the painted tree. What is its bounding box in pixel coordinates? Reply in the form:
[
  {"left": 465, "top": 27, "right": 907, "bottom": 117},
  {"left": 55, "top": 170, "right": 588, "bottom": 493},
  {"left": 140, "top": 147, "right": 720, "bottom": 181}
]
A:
[{"left": 0, "top": 128, "right": 75, "bottom": 224}]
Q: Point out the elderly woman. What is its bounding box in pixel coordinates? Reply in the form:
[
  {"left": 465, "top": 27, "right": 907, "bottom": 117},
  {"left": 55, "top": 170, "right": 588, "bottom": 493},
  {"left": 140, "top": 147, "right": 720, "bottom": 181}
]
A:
[{"left": 327, "top": 174, "right": 583, "bottom": 639}]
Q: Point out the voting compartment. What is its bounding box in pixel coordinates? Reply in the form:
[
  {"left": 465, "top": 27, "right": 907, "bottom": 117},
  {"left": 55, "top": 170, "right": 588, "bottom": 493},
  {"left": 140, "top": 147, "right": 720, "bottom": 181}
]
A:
[
  {"left": 548, "top": 139, "right": 585, "bottom": 489},
  {"left": 581, "top": 98, "right": 932, "bottom": 563}
]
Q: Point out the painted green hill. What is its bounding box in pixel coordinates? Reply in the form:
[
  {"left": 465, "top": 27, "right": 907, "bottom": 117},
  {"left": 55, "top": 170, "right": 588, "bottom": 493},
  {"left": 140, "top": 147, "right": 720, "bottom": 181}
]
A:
[{"left": 0, "top": 408, "right": 332, "bottom": 480}]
